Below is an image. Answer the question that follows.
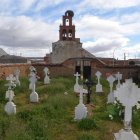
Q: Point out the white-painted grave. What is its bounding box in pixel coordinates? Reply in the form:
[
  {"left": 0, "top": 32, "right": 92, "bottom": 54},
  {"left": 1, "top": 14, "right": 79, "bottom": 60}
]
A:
[
  {"left": 29, "top": 67, "right": 39, "bottom": 103},
  {"left": 13, "top": 68, "right": 20, "bottom": 86},
  {"left": 43, "top": 67, "right": 50, "bottom": 84},
  {"left": 107, "top": 75, "right": 115, "bottom": 103},
  {"left": 4, "top": 74, "right": 16, "bottom": 115},
  {"left": 95, "top": 71, "right": 103, "bottom": 93},
  {"left": 74, "top": 86, "right": 87, "bottom": 120},
  {"left": 115, "top": 72, "right": 122, "bottom": 89},
  {"left": 114, "top": 79, "right": 140, "bottom": 140},
  {"left": 74, "top": 72, "right": 81, "bottom": 93}
]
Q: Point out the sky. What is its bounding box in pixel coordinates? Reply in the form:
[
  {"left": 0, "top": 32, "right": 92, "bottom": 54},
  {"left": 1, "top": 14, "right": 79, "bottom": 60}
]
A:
[{"left": 0, "top": 0, "right": 140, "bottom": 59}]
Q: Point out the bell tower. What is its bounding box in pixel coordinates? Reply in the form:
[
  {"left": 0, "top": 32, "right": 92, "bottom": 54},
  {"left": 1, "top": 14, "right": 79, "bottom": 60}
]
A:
[{"left": 59, "top": 10, "right": 75, "bottom": 41}]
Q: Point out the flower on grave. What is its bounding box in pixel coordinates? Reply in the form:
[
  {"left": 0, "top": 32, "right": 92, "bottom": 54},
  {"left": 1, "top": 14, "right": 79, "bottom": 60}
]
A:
[
  {"left": 113, "top": 100, "right": 117, "bottom": 105},
  {"left": 109, "top": 114, "right": 113, "bottom": 120},
  {"left": 136, "top": 103, "right": 140, "bottom": 110},
  {"left": 106, "top": 100, "right": 124, "bottom": 121},
  {"left": 64, "top": 91, "right": 68, "bottom": 95}
]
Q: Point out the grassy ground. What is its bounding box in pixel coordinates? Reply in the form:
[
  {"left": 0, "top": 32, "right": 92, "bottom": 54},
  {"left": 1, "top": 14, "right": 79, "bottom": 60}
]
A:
[{"left": 0, "top": 76, "right": 140, "bottom": 140}]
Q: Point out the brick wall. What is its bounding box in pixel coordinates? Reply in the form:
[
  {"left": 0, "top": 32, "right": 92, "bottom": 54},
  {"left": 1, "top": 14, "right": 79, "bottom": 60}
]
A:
[
  {"left": 33, "top": 64, "right": 74, "bottom": 79},
  {"left": 0, "top": 63, "right": 139, "bottom": 82},
  {"left": 0, "top": 64, "right": 31, "bottom": 78}
]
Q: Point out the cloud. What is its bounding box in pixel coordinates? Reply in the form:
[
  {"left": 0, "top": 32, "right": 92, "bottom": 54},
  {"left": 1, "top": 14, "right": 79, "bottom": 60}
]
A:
[
  {"left": 35, "top": 0, "right": 65, "bottom": 12},
  {"left": 83, "top": 37, "right": 129, "bottom": 53},
  {"left": 79, "top": 0, "right": 140, "bottom": 10},
  {"left": 0, "top": 15, "right": 59, "bottom": 56},
  {"left": 0, "top": 1, "right": 139, "bottom": 58},
  {"left": 75, "top": 15, "right": 122, "bottom": 40}
]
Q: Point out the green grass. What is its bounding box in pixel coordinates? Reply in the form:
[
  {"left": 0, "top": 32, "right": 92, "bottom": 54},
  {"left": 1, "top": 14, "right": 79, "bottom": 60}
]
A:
[{"left": 0, "top": 76, "right": 140, "bottom": 140}]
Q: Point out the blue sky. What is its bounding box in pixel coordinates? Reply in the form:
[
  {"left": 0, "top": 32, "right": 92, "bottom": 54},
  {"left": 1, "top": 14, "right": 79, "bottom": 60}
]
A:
[{"left": 0, "top": 0, "right": 140, "bottom": 59}]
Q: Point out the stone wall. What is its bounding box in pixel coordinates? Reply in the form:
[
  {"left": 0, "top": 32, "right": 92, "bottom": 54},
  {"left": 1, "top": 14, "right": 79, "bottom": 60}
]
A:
[
  {"left": 92, "top": 66, "right": 140, "bottom": 83},
  {"left": 49, "top": 40, "right": 95, "bottom": 64},
  {"left": 33, "top": 64, "right": 74, "bottom": 79},
  {"left": 0, "top": 63, "right": 139, "bottom": 83},
  {"left": 0, "top": 64, "right": 31, "bottom": 78}
]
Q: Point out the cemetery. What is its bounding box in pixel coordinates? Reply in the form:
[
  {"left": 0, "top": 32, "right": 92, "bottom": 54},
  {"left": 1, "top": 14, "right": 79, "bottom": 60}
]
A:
[
  {"left": 0, "top": 67, "right": 140, "bottom": 140},
  {"left": 0, "top": 9, "right": 140, "bottom": 140}
]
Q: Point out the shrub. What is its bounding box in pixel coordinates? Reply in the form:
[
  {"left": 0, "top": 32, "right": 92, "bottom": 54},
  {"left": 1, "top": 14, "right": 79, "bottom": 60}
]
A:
[
  {"left": 27, "top": 117, "right": 48, "bottom": 139},
  {"left": 0, "top": 117, "right": 10, "bottom": 139},
  {"left": 78, "top": 118, "right": 97, "bottom": 130},
  {"left": 78, "top": 134, "right": 95, "bottom": 140},
  {"left": 17, "top": 110, "right": 33, "bottom": 121}
]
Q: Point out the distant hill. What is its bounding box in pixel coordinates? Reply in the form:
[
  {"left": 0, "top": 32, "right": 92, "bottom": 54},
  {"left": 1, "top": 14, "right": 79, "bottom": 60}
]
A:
[{"left": 0, "top": 48, "right": 7, "bottom": 56}]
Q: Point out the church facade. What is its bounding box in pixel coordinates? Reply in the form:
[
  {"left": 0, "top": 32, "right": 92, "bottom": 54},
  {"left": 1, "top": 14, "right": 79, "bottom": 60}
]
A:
[{"left": 44, "top": 10, "right": 105, "bottom": 79}]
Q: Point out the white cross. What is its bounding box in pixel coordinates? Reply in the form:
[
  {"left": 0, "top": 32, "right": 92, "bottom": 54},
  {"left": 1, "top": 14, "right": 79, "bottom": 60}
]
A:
[
  {"left": 74, "top": 72, "right": 80, "bottom": 85},
  {"left": 107, "top": 75, "right": 115, "bottom": 93},
  {"left": 115, "top": 72, "right": 122, "bottom": 88},
  {"left": 95, "top": 71, "right": 102, "bottom": 84},
  {"left": 114, "top": 79, "right": 140, "bottom": 128}
]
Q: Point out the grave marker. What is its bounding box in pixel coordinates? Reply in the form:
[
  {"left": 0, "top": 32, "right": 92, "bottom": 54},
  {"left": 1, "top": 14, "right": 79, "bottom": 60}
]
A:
[
  {"left": 114, "top": 79, "right": 140, "bottom": 140},
  {"left": 44, "top": 67, "right": 50, "bottom": 84},
  {"left": 29, "top": 67, "right": 39, "bottom": 103},
  {"left": 115, "top": 72, "right": 122, "bottom": 89},
  {"left": 74, "top": 72, "right": 81, "bottom": 93},
  {"left": 74, "top": 86, "right": 87, "bottom": 120},
  {"left": 84, "top": 79, "right": 94, "bottom": 104},
  {"left": 107, "top": 75, "right": 115, "bottom": 103},
  {"left": 95, "top": 71, "right": 103, "bottom": 93},
  {"left": 13, "top": 68, "right": 20, "bottom": 86},
  {"left": 4, "top": 74, "right": 16, "bottom": 115}
]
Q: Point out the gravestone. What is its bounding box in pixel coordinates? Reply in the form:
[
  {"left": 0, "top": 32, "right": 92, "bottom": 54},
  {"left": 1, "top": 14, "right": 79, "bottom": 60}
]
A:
[
  {"left": 84, "top": 79, "right": 94, "bottom": 104},
  {"left": 74, "top": 86, "right": 87, "bottom": 120},
  {"left": 43, "top": 67, "right": 50, "bottom": 84},
  {"left": 29, "top": 67, "right": 39, "bottom": 103},
  {"left": 107, "top": 75, "right": 115, "bottom": 103},
  {"left": 95, "top": 71, "right": 103, "bottom": 93},
  {"left": 74, "top": 72, "right": 81, "bottom": 93},
  {"left": 29, "top": 66, "right": 36, "bottom": 90},
  {"left": 115, "top": 72, "right": 122, "bottom": 89},
  {"left": 13, "top": 68, "right": 20, "bottom": 86},
  {"left": 4, "top": 74, "right": 16, "bottom": 115},
  {"left": 114, "top": 79, "right": 140, "bottom": 140}
]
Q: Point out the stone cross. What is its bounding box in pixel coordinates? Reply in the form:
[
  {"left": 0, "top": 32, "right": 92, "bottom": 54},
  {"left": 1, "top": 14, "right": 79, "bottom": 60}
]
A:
[
  {"left": 5, "top": 90, "right": 15, "bottom": 102},
  {"left": 95, "top": 71, "right": 103, "bottom": 93},
  {"left": 6, "top": 74, "right": 16, "bottom": 90},
  {"left": 29, "top": 72, "right": 37, "bottom": 93},
  {"left": 84, "top": 79, "right": 94, "bottom": 104},
  {"left": 79, "top": 87, "right": 84, "bottom": 104},
  {"left": 74, "top": 86, "right": 87, "bottom": 120},
  {"left": 95, "top": 71, "right": 101, "bottom": 84},
  {"left": 74, "top": 72, "right": 80, "bottom": 85},
  {"left": 115, "top": 72, "right": 122, "bottom": 89},
  {"left": 13, "top": 68, "right": 20, "bottom": 86},
  {"left": 107, "top": 75, "right": 115, "bottom": 103},
  {"left": 43, "top": 67, "right": 50, "bottom": 84},
  {"left": 29, "top": 66, "right": 36, "bottom": 90},
  {"left": 29, "top": 67, "right": 39, "bottom": 102},
  {"left": 74, "top": 72, "right": 81, "bottom": 93},
  {"left": 114, "top": 79, "right": 140, "bottom": 140},
  {"left": 4, "top": 74, "right": 16, "bottom": 115}
]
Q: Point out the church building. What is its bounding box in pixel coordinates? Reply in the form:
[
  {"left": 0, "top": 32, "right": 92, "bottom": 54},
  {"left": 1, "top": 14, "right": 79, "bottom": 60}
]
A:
[{"left": 44, "top": 10, "right": 105, "bottom": 79}]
